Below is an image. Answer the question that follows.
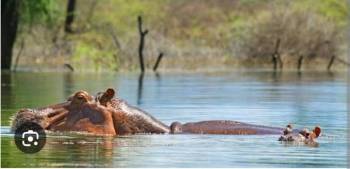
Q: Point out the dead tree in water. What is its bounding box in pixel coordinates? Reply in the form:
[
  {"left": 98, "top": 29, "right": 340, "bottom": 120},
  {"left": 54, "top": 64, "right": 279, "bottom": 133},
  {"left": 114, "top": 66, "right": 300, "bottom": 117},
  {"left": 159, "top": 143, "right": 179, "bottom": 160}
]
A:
[
  {"left": 325, "top": 41, "right": 350, "bottom": 71},
  {"left": 297, "top": 55, "right": 303, "bottom": 72},
  {"left": 137, "top": 72, "right": 144, "bottom": 105},
  {"left": 327, "top": 55, "right": 336, "bottom": 71},
  {"left": 138, "top": 16, "right": 148, "bottom": 73},
  {"left": 64, "top": 63, "right": 74, "bottom": 72},
  {"left": 271, "top": 38, "right": 282, "bottom": 71},
  {"left": 327, "top": 55, "right": 350, "bottom": 70},
  {"left": 325, "top": 41, "right": 335, "bottom": 71},
  {"left": 153, "top": 52, "right": 164, "bottom": 71}
]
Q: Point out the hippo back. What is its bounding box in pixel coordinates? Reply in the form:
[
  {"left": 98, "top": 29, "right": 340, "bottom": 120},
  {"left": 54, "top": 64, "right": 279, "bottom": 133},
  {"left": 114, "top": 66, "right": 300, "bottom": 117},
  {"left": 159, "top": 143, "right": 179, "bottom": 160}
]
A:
[{"left": 112, "top": 99, "right": 170, "bottom": 134}]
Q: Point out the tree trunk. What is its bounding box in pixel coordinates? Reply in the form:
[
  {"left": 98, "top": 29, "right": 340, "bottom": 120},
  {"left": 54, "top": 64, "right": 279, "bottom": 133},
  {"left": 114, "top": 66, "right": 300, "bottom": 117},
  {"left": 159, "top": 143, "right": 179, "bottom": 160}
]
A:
[
  {"left": 297, "top": 55, "right": 303, "bottom": 71},
  {"left": 153, "top": 53, "right": 163, "bottom": 71},
  {"left": 272, "top": 55, "right": 277, "bottom": 71},
  {"left": 137, "top": 16, "right": 148, "bottom": 73},
  {"left": 271, "top": 38, "right": 281, "bottom": 71},
  {"left": 65, "top": 0, "right": 76, "bottom": 33},
  {"left": 327, "top": 55, "right": 336, "bottom": 71},
  {"left": 1, "top": 0, "right": 20, "bottom": 70}
]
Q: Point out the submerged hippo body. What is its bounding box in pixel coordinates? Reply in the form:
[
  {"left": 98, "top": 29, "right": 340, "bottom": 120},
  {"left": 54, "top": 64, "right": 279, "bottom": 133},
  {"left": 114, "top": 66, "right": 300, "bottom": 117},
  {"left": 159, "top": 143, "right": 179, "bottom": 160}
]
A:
[
  {"left": 11, "top": 88, "right": 305, "bottom": 137},
  {"left": 170, "top": 121, "right": 285, "bottom": 135}
]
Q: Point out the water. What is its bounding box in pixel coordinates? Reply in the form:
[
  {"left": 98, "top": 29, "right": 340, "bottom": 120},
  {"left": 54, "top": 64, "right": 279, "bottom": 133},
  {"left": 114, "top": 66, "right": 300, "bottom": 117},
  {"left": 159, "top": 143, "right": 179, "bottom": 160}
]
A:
[{"left": 1, "top": 71, "right": 347, "bottom": 167}]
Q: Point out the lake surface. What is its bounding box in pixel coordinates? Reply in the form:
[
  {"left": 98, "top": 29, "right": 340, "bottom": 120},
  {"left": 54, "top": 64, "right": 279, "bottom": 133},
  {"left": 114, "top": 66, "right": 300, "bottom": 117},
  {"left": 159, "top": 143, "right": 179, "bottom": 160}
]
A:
[{"left": 1, "top": 71, "right": 347, "bottom": 167}]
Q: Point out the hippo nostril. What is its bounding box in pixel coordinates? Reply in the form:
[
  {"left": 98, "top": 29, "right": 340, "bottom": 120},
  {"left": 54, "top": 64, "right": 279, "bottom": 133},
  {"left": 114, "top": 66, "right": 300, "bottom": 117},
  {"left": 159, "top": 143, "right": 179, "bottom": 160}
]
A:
[{"left": 47, "top": 112, "right": 58, "bottom": 118}]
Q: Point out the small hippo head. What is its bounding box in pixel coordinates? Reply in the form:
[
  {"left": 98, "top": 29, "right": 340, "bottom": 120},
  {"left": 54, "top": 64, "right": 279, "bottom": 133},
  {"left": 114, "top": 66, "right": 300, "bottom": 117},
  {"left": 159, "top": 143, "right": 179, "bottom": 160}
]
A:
[
  {"left": 170, "top": 121, "right": 182, "bottom": 134},
  {"left": 11, "top": 88, "right": 118, "bottom": 135}
]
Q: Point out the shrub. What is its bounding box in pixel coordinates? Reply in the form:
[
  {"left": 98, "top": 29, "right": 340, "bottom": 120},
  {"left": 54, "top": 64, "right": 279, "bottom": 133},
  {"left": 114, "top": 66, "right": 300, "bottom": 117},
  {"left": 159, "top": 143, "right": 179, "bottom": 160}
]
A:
[{"left": 241, "top": 6, "right": 341, "bottom": 63}]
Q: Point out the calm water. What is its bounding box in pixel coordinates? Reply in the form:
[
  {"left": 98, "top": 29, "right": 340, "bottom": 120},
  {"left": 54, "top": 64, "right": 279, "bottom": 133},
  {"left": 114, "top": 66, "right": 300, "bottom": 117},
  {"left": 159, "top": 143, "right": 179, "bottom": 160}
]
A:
[{"left": 1, "top": 71, "right": 347, "bottom": 167}]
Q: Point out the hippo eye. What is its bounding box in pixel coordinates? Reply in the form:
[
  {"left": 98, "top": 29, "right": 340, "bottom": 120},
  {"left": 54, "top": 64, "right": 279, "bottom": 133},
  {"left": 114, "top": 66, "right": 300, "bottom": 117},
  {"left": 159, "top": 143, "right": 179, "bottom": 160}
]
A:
[{"left": 76, "top": 94, "right": 87, "bottom": 102}]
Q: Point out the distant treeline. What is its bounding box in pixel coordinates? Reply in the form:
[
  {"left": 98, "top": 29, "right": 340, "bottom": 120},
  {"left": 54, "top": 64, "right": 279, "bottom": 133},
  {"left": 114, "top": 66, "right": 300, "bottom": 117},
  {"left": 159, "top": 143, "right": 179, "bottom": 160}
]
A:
[{"left": 3, "top": 0, "right": 348, "bottom": 72}]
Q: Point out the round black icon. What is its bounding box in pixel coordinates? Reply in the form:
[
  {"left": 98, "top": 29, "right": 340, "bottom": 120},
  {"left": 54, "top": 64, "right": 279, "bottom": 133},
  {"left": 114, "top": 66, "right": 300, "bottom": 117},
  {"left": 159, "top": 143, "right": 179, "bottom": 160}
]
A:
[{"left": 14, "top": 122, "right": 46, "bottom": 154}]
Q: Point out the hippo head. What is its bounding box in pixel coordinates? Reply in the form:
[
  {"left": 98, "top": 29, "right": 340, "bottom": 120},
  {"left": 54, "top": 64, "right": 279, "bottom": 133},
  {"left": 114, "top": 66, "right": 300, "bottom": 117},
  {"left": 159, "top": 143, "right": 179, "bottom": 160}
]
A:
[
  {"left": 11, "top": 88, "right": 118, "bottom": 135},
  {"left": 170, "top": 121, "right": 182, "bottom": 134}
]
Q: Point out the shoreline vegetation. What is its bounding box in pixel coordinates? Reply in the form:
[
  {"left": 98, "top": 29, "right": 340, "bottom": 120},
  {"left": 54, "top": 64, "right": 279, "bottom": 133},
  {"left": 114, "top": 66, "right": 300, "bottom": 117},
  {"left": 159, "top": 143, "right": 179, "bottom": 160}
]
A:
[{"left": 4, "top": 0, "right": 349, "bottom": 72}]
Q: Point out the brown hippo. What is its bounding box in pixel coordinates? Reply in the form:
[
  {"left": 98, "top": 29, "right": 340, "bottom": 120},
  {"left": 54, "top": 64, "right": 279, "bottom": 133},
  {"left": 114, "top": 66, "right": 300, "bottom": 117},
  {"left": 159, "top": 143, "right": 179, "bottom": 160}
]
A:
[
  {"left": 10, "top": 88, "right": 321, "bottom": 142},
  {"left": 11, "top": 89, "right": 169, "bottom": 136}
]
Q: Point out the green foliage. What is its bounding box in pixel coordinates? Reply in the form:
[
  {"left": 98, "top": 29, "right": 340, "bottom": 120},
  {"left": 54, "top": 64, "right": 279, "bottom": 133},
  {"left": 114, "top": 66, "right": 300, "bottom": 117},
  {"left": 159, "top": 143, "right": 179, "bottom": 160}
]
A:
[
  {"left": 293, "top": 0, "right": 348, "bottom": 27},
  {"left": 19, "top": 0, "right": 63, "bottom": 28},
  {"left": 93, "top": 0, "right": 166, "bottom": 35},
  {"left": 72, "top": 40, "right": 117, "bottom": 72}
]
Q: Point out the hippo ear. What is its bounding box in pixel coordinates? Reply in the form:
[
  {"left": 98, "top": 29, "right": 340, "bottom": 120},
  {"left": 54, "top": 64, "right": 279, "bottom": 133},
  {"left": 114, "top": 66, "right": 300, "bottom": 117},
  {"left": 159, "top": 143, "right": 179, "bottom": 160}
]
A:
[
  {"left": 99, "top": 88, "right": 115, "bottom": 106},
  {"left": 105, "top": 88, "right": 115, "bottom": 98},
  {"left": 314, "top": 126, "right": 321, "bottom": 138}
]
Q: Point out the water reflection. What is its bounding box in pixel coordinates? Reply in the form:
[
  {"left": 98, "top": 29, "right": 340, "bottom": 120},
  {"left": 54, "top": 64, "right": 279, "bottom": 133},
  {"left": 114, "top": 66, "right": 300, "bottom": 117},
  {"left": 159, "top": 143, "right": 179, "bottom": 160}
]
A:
[
  {"left": 137, "top": 72, "right": 163, "bottom": 105},
  {"left": 1, "top": 73, "right": 14, "bottom": 109},
  {"left": 271, "top": 71, "right": 282, "bottom": 83},
  {"left": 63, "top": 72, "right": 74, "bottom": 98},
  {"left": 45, "top": 136, "right": 114, "bottom": 167},
  {"left": 155, "top": 71, "right": 161, "bottom": 81},
  {"left": 280, "top": 140, "right": 320, "bottom": 148},
  {"left": 1, "top": 135, "right": 115, "bottom": 167},
  {"left": 137, "top": 72, "right": 144, "bottom": 105}
]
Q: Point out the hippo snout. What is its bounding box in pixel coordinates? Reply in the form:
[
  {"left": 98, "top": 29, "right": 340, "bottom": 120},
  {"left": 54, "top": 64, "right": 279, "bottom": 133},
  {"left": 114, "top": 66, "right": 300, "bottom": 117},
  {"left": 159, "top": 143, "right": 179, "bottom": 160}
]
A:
[{"left": 11, "top": 109, "right": 46, "bottom": 132}]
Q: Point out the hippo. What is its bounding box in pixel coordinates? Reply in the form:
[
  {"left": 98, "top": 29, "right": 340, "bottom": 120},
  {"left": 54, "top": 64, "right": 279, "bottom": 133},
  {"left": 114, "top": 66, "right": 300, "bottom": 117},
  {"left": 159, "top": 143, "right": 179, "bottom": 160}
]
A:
[
  {"left": 11, "top": 89, "right": 169, "bottom": 136},
  {"left": 10, "top": 88, "right": 321, "bottom": 142},
  {"left": 278, "top": 125, "right": 321, "bottom": 143}
]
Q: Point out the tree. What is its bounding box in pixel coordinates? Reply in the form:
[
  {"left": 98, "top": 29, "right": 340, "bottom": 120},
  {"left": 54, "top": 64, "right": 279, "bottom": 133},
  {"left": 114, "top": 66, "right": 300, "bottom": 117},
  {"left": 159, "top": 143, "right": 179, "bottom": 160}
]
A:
[
  {"left": 65, "top": 0, "right": 76, "bottom": 33},
  {"left": 1, "top": 0, "right": 21, "bottom": 70}
]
